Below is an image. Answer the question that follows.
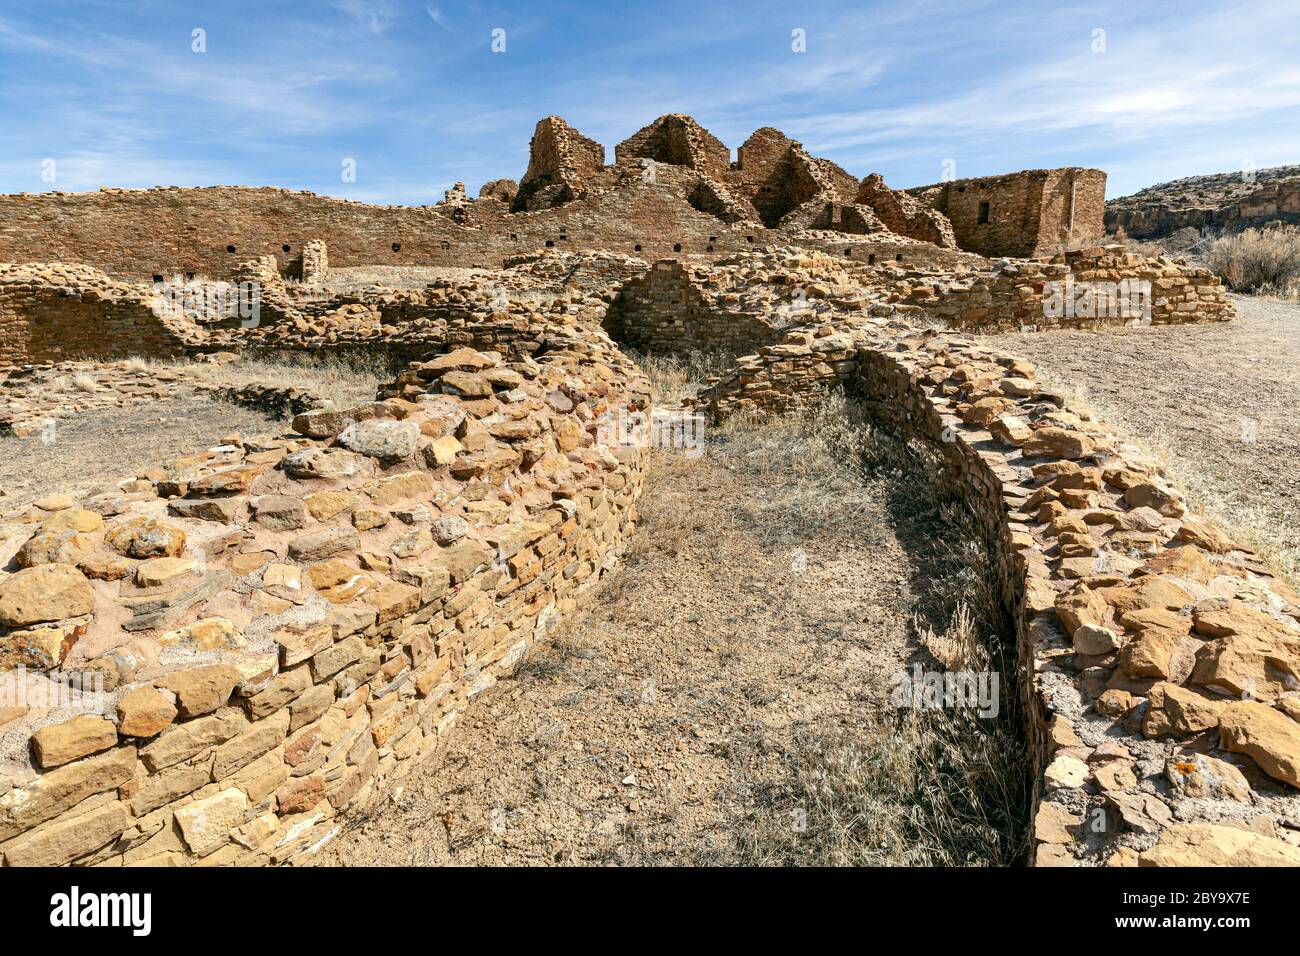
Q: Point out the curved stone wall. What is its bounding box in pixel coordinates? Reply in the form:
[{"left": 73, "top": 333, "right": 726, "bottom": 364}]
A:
[
  {"left": 698, "top": 321, "right": 1300, "bottom": 866},
  {"left": 0, "top": 329, "right": 650, "bottom": 866}
]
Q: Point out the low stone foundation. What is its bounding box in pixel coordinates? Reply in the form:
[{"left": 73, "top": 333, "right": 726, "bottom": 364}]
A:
[
  {"left": 0, "top": 331, "right": 650, "bottom": 867},
  {"left": 913, "top": 246, "right": 1234, "bottom": 330},
  {"left": 698, "top": 321, "right": 1300, "bottom": 866}
]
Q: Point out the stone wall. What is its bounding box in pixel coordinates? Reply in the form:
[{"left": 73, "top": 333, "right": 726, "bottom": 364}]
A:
[
  {"left": 513, "top": 117, "right": 608, "bottom": 213},
  {"left": 0, "top": 331, "right": 651, "bottom": 866},
  {"left": 615, "top": 114, "right": 732, "bottom": 183},
  {"left": 909, "top": 169, "right": 1107, "bottom": 258},
  {"left": 855, "top": 173, "right": 958, "bottom": 248},
  {"left": 0, "top": 115, "right": 1109, "bottom": 284},
  {"left": 603, "top": 260, "right": 785, "bottom": 354},
  {"left": 696, "top": 322, "right": 1300, "bottom": 866},
  {"left": 0, "top": 184, "right": 806, "bottom": 281},
  {"left": 912, "top": 246, "right": 1234, "bottom": 331},
  {"left": 299, "top": 241, "right": 328, "bottom": 285},
  {"left": 0, "top": 264, "right": 202, "bottom": 366}
]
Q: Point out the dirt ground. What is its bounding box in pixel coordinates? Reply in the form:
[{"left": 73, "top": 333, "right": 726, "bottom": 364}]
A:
[
  {"left": 0, "top": 397, "right": 284, "bottom": 510},
  {"left": 989, "top": 296, "right": 1300, "bottom": 574},
  {"left": 316, "top": 415, "right": 983, "bottom": 866}
]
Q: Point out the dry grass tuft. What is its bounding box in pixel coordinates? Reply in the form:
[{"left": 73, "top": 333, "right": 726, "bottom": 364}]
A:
[
  {"left": 627, "top": 349, "right": 736, "bottom": 405},
  {"left": 917, "top": 602, "right": 989, "bottom": 672}
]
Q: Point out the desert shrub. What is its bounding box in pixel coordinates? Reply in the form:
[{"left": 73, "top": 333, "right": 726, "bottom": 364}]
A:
[{"left": 1206, "top": 225, "right": 1300, "bottom": 294}]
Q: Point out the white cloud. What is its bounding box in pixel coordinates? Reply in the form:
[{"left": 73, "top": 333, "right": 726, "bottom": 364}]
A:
[{"left": 331, "top": 0, "right": 399, "bottom": 35}]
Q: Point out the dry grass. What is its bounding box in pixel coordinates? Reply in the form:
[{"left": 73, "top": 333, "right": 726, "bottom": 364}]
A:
[
  {"left": 132, "top": 352, "right": 393, "bottom": 411},
  {"left": 1206, "top": 225, "right": 1300, "bottom": 295},
  {"left": 627, "top": 349, "right": 737, "bottom": 405},
  {"left": 703, "top": 392, "right": 1031, "bottom": 866},
  {"left": 917, "top": 602, "right": 989, "bottom": 672},
  {"left": 711, "top": 390, "right": 912, "bottom": 544},
  {"left": 729, "top": 705, "right": 1028, "bottom": 866}
]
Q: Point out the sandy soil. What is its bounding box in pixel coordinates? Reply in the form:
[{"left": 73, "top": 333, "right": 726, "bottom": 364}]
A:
[
  {"left": 989, "top": 296, "right": 1300, "bottom": 571},
  {"left": 315, "top": 423, "right": 967, "bottom": 866}
]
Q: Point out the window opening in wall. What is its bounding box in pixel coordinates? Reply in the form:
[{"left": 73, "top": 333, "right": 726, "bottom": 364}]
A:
[
  {"left": 185, "top": 272, "right": 195, "bottom": 280},
  {"left": 868, "top": 254, "right": 876, "bottom": 265},
  {"left": 226, "top": 244, "right": 236, "bottom": 253},
  {"left": 152, "top": 274, "right": 164, "bottom": 283},
  {"left": 844, "top": 249, "right": 852, "bottom": 257},
  {"left": 746, "top": 235, "right": 754, "bottom": 243},
  {"left": 706, "top": 245, "right": 714, "bottom": 252},
  {"left": 545, "top": 240, "right": 555, "bottom": 247},
  {"left": 510, "top": 233, "right": 518, "bottom": 240},
  {"left": 708, "top": 236, "right": 717, "bottom": 242},
  {"left": 634, "top": 244, "right": 642, "bottom": 252},
  {"left": 440, "top": 240, "right": 451, "bottom": 250},
  {"left": 896, "top": 253, "right": 904, "bottom": 262},
  {"left": 978, "top": 201, "right": 991, "bottom": 224},
  {"left": 392, "top": 242, "right": 401, "bottom": 252},
  {"left": 282, "top": 244, "right": 291, "bottom": 253},
  {"left": 558, "top": 233, "right": 567, "bottom": 240},
  {"left": 673, "top": 243, "right": 682, "bottom": 252}
]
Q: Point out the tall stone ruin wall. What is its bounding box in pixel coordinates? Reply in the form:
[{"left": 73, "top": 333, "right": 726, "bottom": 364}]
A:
[
  {"left": 615, "top": 114, "right": 732, "bottom": 183},
  {"left": 0, "top": 186, "right": 802, "bottom": 282},
  {"left": 0, "top": 183, "right": 983, "bottom": 292},
  {"left": 513, "top": 116, "right": 608, "bottom": 213},
  {"left": 909, "top": 168, "right": 1107, "bottom": 259}
]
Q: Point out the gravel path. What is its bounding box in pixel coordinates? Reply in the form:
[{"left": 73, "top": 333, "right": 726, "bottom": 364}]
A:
[{"left": 988, "top": 296, "right": 1300, "bottom": 572}]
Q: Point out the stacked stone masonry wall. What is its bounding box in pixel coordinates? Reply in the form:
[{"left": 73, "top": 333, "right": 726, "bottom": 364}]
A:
[
  {"left": 0, "top": 263, "right": 202, "bottom": 365},
  {"left": 916, "top": 247, "right": 1234, "bottom": 331},
  {"left": 0, "top": 330, "right": 651, "bottom": 867},
  {"left": 909, "top": 169, "right": 1107, "bottom": 258},
  {"left": 697, "top": 320, "right": 1300, "bottom": 867}
]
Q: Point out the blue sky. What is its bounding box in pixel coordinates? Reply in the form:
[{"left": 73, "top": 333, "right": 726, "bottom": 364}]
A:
[{"left": 1, "top": 0, "right": 1297, "bottom": 203}]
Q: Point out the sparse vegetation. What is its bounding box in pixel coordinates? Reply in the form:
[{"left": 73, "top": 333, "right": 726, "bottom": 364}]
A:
[
  {"left": 130, "top": 352, "right": 394, "bottom": 410},
  {"left": 1206, "top": 225, "right": 1300, "bottom": 295},
  {"left": 713, "top": 390, "right": 909, "bottom": 544},
  {"left": 704, "top": 392, "right": 1031, "bottom": 867},
  {"left": 627, "top": 348, "right": 736, "bottom": 405}
]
